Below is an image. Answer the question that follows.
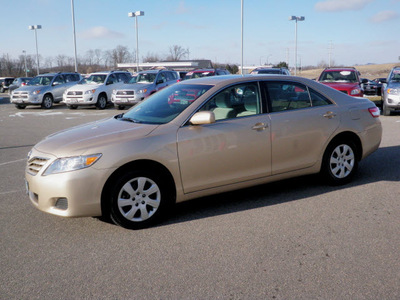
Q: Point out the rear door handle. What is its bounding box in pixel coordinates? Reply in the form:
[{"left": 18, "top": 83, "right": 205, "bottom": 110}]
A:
[
  {"left": 252, "top": 122, "right": 268, "bottom": 131},
  {"left": 323, "top": 111, "right": 336, "bottom": 119}
]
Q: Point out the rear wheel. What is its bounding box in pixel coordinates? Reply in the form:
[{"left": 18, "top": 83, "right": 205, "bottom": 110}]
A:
[
  {"left": 96, "top": 94, "right": 107, "bottom": 109},
  {"left": 41, "top": 94, "right": 53, "bottom": 109},
  {"left": 321, "top": 139, "right": 358, "bottom": 185},
  {"left": 109, "top": 170, "right": 173, "bottom": 229}
]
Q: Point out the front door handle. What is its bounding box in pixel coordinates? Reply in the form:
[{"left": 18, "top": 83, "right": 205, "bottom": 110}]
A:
[{"left": 252, "top": 123, "right": 268, "bottom": 131}]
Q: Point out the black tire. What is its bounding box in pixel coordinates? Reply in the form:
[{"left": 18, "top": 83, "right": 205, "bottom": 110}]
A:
[
  {"left": 321, "top": 139, "right": 358, "bottom": 185},
  {"left": 109, "top": 170, "right": 173, "bottom": 229},
  {"left": 96, "top": 94, "right": 107, "bottom": 110},
  {"left": 382, "top": 102, "right": 391, "bottom": 116},
  {"left": 41, "top": 94, "right": 53, "bottom": 109},
  {"left": 15, "top": 104, "right": 26, "bottom": 109}
]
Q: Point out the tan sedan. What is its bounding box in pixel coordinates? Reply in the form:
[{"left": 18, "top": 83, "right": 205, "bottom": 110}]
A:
[{"left": 25, "top": 75, "right": 382, "bottom": 229}]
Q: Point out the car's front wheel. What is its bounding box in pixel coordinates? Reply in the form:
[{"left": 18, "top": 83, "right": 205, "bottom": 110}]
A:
[
  {"left": 96, "top": 94, "right": 107, "bottom": 109},
  {"left": 41, "top": 94, "right": 53, "bottom": 109},
  {"left": 109, "top": 170, "right": 172, "bottom": 229},
  {"left": 321, "top": 139, "right": 358, "bottom": 185},
  {"left": 382, "top": 101, "right": 391, "bottom": 116}
]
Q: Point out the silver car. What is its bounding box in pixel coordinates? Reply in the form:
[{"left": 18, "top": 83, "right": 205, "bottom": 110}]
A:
[
  {"left": 11, "top": 72, "right": 81, "bottom": 109},
  {"left": 111, "top": 69, "right": 179, "bottom": 110},
  {"left": 381, "top": 66, "right": 400, "bottom": 116},
  {"left": 25, "top": 75, "right": 382, "bottom": 229}
]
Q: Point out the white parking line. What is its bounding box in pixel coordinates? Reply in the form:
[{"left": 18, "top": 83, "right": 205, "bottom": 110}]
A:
[
  {"left": 9, "top": 111, "right": 110, "bottom": 118},
  {"left": 0, "top": 158, "right": 26, "bottom": 166}
]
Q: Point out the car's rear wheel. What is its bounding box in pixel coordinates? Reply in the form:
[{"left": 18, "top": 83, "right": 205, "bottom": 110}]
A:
[
  {"left": 109, "top": 170, "right": 172, "bottom": 229},
  {"left": 96, "top": 94, "right": 107, "bottom": 110},
  {"left": 321, "top": 139, "right": 358, "bottom": 185},
  {"left": 41, "top": 94, "right": 53, "bottom": 109}
]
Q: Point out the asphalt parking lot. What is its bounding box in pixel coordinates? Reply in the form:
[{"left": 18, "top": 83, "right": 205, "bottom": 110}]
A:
[{"left": 1, "top": 94, "right": 399, "bottom": 299}]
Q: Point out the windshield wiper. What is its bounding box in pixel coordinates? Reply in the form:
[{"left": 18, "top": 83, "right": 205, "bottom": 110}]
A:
[{"left": 120, "top": 116, "right": 141, "bottom": 123}]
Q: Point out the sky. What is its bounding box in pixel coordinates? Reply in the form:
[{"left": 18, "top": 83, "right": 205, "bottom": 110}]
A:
[{"left": 2, "top": 0, "right": 400, "bottom": 68}]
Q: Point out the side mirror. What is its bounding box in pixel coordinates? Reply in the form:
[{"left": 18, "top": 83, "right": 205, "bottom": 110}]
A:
[
  {"left": 52, "top": 82, "right": 60, "bottom": 86},
  {"left": 189, "top": 111, "right": 215, "bottom": 125}
]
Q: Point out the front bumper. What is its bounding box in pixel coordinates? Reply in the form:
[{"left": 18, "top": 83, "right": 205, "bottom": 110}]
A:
[
  {"left": 111, "top": 93, "right": 145, "bottom": 106},
  {"left": 63, "top": 93, "right": 97, "bottom": 106},
  {"left": 25, "top": 149, "right": 114, "bottom": 217},
  {"left": 11, "top": 92, "right": 43, "bottom": 105}
]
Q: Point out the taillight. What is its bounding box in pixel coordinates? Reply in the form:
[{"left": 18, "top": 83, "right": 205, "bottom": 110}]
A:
[
  {"left": 21, "top": 83, "right": 26, "bottom": 86},
  {"left": 368, "top": 107, "right": 380, "bottom": 118}
]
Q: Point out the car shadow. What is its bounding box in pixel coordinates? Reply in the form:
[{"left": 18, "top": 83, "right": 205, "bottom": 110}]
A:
[{"left": 157, "top": 145, "right": 400, "bottom": 228}]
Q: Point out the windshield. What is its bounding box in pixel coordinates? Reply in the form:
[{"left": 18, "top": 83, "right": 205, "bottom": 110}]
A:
[
  {"left": 185, "top": 71, "right": 215, "bottom": 79},
  {"left": 119, "top": 83, "right": 213, "bottom": 124},
  {"left": 27, "top": 76, "right": 54, "bottom": 86},
  {"left": 389, "top": 70, "right": 400, "bottom": 82},
  {"left": 136, "top": 73, "right": 156, "bottom": 83},
  {"left": 319, "top": 70, "right": 358, "bottom": 83},
  {"left": 128, "top": 76, "right": 137, "bottom": 84},
  {"left": 80, "top": 74, "right": 106, "bottom": 84}
]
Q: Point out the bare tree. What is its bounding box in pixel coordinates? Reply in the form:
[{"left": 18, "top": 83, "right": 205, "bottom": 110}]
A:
[
  {"left": 106, "top": 45, "right": 132, "bottom": 67},
  {"left": 167, "top": 45, "right": 189, "bottom": 61},
  {"left": 143, "top": 52, "right": 162, "bottom": 63}
]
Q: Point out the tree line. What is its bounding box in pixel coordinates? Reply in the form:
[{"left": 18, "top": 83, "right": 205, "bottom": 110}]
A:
[{"left": 0, "top": 44, "right": 241, "bottom": 77}]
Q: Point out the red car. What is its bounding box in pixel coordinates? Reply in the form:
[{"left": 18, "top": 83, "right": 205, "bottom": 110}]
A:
[{"left": 317, "top": 67, "right": 366, "bottom": 97}]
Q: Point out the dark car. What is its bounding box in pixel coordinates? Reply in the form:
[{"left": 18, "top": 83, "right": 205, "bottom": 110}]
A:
[
  {"left": 372, "top": 78, "right": 386, "bottom": 96},
  {"left": 8, "top": 77, "right": 33, "bottom": 94},
  {"left": 185, "top": 68, "right": 230, "bottom": 80},
  {"left": 250, "top": 67, "right": 291, "bottom": 75},
  {"left": 0, "top": 77, "right": 15, "bottom": 93},
  {"left": 361, "top": 78, "right": 379, "bottom": 96}
]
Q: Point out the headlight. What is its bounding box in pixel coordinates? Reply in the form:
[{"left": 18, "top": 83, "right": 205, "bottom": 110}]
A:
[
  {"left": 85, "top": 89, "right": 96, "bottom": 95},
  {"left": 32, "top": 89, "right": 42, "bottom": 95},
  {"left": 138, "top": 88, "right": 148, "bottom": 94},
  {"left": 388, "top": 88, "right": 399, "bottom": 95},
  {"left": 43, "top": 153, "right": 102, "bottom": 176},
  {"left": 350, "top": 88, "right": 361, "bottom": 95},
  {"left": 112, "top": 89, "right": 117, "bottom": 94}
]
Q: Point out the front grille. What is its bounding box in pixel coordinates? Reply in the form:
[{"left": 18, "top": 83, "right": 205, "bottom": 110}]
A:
[
  {"left": 12, "top": 91, "right": 29, "bottom": 99},
  {"left": 117, "top": 90, "right": 134, "bottom": 95},
  {"left": 27, "top": 157, "right": 49, "bottom": 175},
  {"left": 67, "top": 91, "right": 83, "bottom": 95}
]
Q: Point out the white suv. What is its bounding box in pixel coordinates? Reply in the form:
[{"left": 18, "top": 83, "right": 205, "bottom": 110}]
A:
[
  {"left": 63, "top": 71, "right": 131, "bottom": 109},
  {"left": 111, "top": 69, "right": 179, "bottom": 109}
]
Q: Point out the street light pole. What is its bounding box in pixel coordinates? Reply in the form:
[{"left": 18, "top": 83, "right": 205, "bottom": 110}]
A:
[
  {"left": 22, "top": 50, "right": 27, "bottom": 77},
  {"left": 71, "top": 0, "right": 78, "bottom": 72},
  {"left": 289, "top": 16, "right": 305, "bottom": 76},
  {"left": 28, "top": 25, "right": 42, "bottom": 75},
  {"left": 128, "top": 11, "right": 145, "bottom": 72},
  {"left": 240, "top": 0, "right": 244, "bottom": 75}
]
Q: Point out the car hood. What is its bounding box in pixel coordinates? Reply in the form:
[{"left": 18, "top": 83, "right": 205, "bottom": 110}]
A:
[
  {"left": 13, "top": 85, "right": 49, "bottom": 92},
  {"left": 68, "top": 83, "right": 102, "bottom": 91},
  {"left": 387, "top": 82, "right": 400, "bottom": 88},
  {"left": 34, "top": 116, "right": 159, "bottom": 157},
  {"left": 320, "top": 82, "right": 360, "bottom": 90}
]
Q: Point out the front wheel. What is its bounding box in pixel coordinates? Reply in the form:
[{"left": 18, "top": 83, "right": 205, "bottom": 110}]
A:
[
  {"left": 109, "top": 170, "right": 173, "bottom": 229},
  {"left": 321, "top": 140, "right": 358, "bottom": 185},
  {"left": 41, "top": 94, "right": 53, "bottom": 109},
  {"left": 96, "top": 94, "right": 107, "bottom": 110},
  {"left": 382, "top": 102, "right": 391, "bottom": 116}
]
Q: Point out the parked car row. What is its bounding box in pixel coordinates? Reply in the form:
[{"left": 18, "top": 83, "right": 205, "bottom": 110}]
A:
[{"left": 7, "top": 67, "right": 232, "bottom": 110}]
